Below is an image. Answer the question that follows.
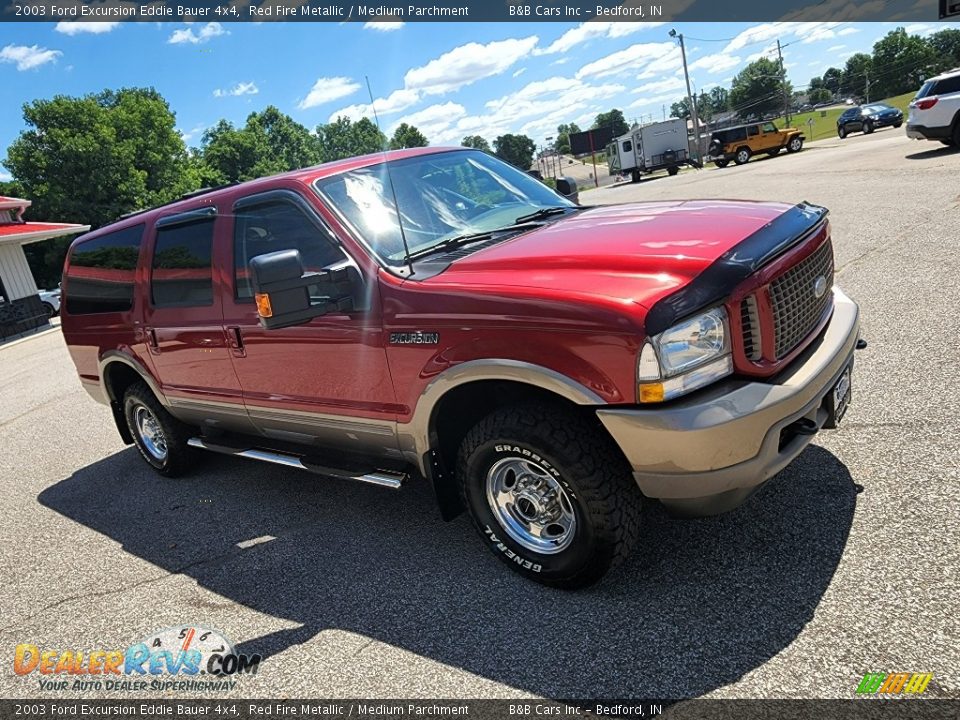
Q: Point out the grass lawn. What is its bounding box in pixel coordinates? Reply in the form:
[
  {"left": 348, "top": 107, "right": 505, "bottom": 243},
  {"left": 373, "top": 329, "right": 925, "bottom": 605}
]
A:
[{"left": 773, "top": 91, "right": 916, "bottom": 141}]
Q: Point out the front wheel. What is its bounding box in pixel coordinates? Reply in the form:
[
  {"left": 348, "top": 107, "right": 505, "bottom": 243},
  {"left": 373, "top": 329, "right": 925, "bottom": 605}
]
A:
[
  {"left": 630, "top": 169, "right": 641, "bottom": 183},
  {"left": 734, "top": 148, "right": 751, "bottom": 165},
  {"left": 41, "top": 302, "right": 56, "bottom": 318},
  {"left": 667, "top": 165, "right": 679, "bottom": 176},
  {"left": 123, "top": 381, "right": 196, "bottom": 477},
  {"left": 862, "top": 121, "right": 874, "bottom": 135},
  {"left": 714, "top": 159, "right": 729, "bottom": 168},
  {"left": 457, "top": 405, "right": 642, "bottom": 589},
  {"left": 787, "top": 136, "right": 804, "bottom": 153},
  {"left": 838, "top": 126, "right": 847, "bottom": 139}
]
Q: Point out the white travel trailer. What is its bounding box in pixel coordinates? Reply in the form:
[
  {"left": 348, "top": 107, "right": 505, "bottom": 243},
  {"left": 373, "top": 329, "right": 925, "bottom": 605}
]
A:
[{"left": 606, "top": 118, "right": 694, "bottom": 182}]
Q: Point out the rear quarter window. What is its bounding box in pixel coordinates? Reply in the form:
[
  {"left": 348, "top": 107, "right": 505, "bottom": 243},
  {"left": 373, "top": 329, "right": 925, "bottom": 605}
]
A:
[
  {"left": 933, "top": 76, "right": 960, "bottom": 96},
  {"left": 151, "top": 218, "right": 215, "bottom": 307},
  {"left": 65, "top": 224, "right": 144, "bottom": 315}
]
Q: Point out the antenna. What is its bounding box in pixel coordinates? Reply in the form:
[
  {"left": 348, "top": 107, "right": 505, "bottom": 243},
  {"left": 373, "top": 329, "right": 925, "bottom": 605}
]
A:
[{"left": 366, "top": 76, "right": 414, "bottom": 276}]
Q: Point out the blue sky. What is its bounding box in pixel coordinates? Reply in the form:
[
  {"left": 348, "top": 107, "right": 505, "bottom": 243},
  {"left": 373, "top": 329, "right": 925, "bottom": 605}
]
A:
[{"left": 0, "top": 20, "right": 953, "bottom": 179}]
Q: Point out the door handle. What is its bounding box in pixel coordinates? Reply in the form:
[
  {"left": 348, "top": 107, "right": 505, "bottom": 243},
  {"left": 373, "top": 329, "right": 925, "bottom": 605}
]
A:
[
  {"left": 146, "top": 327, "right": 159, "bottom": 353},
  {"left": 227, "top": 326, "right": 246, "bottom": 358}
]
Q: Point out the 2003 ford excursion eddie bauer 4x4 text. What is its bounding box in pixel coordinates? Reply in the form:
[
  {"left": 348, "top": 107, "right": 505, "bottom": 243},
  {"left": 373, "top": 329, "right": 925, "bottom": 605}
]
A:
[{"left": 62, "top": 147, "right": 862, "bottom": 588}]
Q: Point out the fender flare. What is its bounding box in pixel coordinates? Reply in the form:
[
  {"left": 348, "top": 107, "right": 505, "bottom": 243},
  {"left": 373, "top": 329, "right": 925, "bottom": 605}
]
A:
[
  {"left": 396, "top": 359, "right": 605, "bottom": 472},
  {"left": 98, "top": 351, "right": 168, "bottom": 406}
]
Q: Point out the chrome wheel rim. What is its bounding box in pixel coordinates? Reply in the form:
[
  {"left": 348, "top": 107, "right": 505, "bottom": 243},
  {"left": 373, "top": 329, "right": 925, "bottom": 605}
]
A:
[
  {"left": 791, "top": 138, "right": 801, "bottom": 150},
  {"left": 485, "top": 457, "right": 577, "bottom": 554},
  {"left": 737, "top": 150, "right": 749, "bottom": 163},
  {"left": 134, "top": 405, "right": 168, "bottom": 461}
]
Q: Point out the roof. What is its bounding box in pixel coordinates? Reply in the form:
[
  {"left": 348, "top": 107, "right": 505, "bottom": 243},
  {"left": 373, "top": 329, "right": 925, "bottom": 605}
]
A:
[
  {"left": 78, "top": 145, "right": 465, "bottom": 241},
  {"left": 0, "top": 195, "right": 90, "bottom": 246}
]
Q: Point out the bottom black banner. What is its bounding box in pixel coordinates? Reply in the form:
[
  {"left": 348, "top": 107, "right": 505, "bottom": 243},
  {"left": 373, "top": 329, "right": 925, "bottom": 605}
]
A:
[{"left": 0, "top": 700, "right": 958, "bottom": 720}]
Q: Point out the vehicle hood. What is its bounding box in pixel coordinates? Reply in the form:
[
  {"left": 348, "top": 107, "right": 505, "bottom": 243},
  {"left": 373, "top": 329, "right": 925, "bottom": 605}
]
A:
[{"left": 422, "top": 199, "right": 796, "bottom": 310}]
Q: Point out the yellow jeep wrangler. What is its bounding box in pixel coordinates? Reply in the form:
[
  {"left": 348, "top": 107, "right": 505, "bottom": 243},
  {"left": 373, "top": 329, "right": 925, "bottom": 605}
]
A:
[{"left": 708, "top": 121, "right": 805, "bottom": 167}]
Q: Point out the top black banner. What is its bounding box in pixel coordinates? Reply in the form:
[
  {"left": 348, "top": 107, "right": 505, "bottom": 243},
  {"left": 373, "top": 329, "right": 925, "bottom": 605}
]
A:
[{"left": 0, "top": 0, "right": 953, "bottom": 23}]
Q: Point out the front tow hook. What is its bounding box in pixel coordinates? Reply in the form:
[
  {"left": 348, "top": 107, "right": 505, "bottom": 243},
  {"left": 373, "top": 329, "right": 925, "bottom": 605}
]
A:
[
  {"left": 788, "top": 417, "right": 819, "bottom": 436},
  {"left": 856, "top": 338, "right": 868, "bottom": 350}
]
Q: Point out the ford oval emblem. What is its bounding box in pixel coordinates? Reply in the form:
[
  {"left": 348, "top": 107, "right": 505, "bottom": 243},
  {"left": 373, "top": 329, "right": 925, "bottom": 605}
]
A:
[{"left": 813, "top": 275, "right": 827, "bottom": 298}]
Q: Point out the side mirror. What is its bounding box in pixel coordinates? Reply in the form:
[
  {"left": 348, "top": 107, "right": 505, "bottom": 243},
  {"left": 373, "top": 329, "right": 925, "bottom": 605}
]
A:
[
  {"left": 556, "top": 176, "right": 579, "bottom": 205},
  {"left": 249, "top": 249, "right": 363, "bottom": 330}
]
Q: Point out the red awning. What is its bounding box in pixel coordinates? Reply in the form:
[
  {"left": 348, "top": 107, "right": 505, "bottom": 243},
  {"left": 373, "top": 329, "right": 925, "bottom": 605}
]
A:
[{"left": 0, "top": 196, "right": 89, "bottom": 245}]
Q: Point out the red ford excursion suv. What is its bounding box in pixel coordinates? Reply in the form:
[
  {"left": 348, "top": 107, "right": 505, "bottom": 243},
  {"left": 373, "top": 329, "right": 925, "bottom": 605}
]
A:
[{"left": 62, "top": 147, "right": 861, "bottom": 588}]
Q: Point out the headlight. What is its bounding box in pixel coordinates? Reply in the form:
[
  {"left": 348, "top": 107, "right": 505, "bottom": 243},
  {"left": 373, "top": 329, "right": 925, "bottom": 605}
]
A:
[{"left": 638, "top": 307, "right": 733, "bottom": 403}]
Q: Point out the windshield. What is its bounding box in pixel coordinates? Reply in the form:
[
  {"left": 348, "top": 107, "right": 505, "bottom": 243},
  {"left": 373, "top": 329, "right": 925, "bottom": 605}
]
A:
[
  {"left": 313, "top": 149, "right": 574, "bottom": 266},
  {"left": 863, "top": 105, "right": 889, "bottom": 114}
]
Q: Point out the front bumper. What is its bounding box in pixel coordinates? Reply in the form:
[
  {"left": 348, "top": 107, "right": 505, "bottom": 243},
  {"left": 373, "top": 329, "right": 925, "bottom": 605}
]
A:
[{"left": 597, "top": 287, "right": 860, "bottom": 517}]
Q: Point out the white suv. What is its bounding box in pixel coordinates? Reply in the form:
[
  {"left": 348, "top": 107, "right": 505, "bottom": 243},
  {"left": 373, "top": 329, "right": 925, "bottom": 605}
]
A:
[{"left": 906, "top": 68, "right": 960, "bottom": 146}]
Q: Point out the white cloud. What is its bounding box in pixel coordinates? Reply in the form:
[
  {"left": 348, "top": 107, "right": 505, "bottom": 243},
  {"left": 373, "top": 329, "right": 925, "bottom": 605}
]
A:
[
  {"left": 403, "top": 36, "right": 539, "bottom": 95},
  {"left": 328, "top": 88, "right": 421, "bottom": 123},
  {"left": 0, "top": 44, "right": 62, "bottom": 70},
  {"left": 628, "top": 92, "right": 684, "bottom": 110},
  {"left": 513, "top": 68, "right": 526, "bottom": 78},
  {"left": 795, "top": 22, "right": 843, "bottom": 44},
  {"left": 179, "top": 124, "right": 207, "bottom": 144},
  {"left": 392, "top": 102, "right": 467, "bottom": 140},
  {"left": 636, "top": 46, "right": 684, "bottom": 79},
  {"left": 632, "top": 76, "right": 685, "bottom": 95},
  {"left": 687, "top": 52, "right": 742, "bottom": 74},
  {"left": 839, "top": 51, "right": 856, "bottom": 58},
  {"left": 55, "top": 21, "right": 120, "bottom": 35},
  {"left": 298, "top": 77, "right": 362, "bottom": 110},
  {"left": 723, "top": 23, "right": 794, "bottom": 53},
  {"left": 168, "top": 22, "right": 227, "bottom": 45},
  {"left": 838, "top": 27, "right": 860, "bottom": 36},
  {"left": 576, "top": 41, "right": 676, "bottom": 80},
  {"left": 905, "top": 23, "right": 935, "bottom": 36},
  {"left": 363, "top": 21, "right": 404, "bottom": 31},
  {"left": 537, "top": 21, "right": 665, "bottom": 55},
  {"left": 827, "top": 44, "right": 846, "bottom": 52},
  {"left": 213, "top": 81, "right": 259, "bottom": 98}
]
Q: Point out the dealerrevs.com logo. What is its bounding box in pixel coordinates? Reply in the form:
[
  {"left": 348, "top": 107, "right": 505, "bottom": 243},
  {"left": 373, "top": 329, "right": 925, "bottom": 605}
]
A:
[
  {"left": 856, "top": 672, "right": 934, "bottom": 696},
  {"left": 13, "top": 625, "right": 261, "bottom": 692}
]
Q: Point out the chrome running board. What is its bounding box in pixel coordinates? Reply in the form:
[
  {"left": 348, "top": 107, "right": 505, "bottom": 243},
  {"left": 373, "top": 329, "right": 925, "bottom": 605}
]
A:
[{"left": 187, "top": 437, "right": 405, "bottom": 489}]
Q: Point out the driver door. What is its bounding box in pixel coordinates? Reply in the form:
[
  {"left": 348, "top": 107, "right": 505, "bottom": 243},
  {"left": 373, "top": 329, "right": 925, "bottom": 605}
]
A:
[{"left": 220, "top": 189, "right": 400, "bottom": 456}]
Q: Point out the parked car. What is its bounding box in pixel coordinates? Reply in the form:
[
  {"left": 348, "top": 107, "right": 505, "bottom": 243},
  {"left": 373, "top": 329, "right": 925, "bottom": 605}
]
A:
[
  {"left": 837, "top": 104, "right": 904, "bottom": 138},
  {"left": 906, "top": 67, "right": 960, "bottom": 146},
  {"left": 708, "top": 121, "right": 805, "bottom": 167},
  {"left": 38, "top": 287, "right": 61, "bottom": 317},
  {"left": 61, "top": 147, "right": 861, "bottom": 589}
]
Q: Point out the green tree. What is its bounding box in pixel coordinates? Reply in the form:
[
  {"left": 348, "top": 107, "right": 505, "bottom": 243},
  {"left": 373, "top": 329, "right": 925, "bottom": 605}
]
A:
[
  {"left": 696, "top": 91, "right": 713, "bottom": 122},
  {"left": 3, "top": 88, "right": 195, "bottom": 286},
  {"left": 670, "top": 98, "right": 691, "bottom": 119},
  {"left": 460, "top": 135, "right": 491, "bottom": 151},
  {"left": 808, "top": 88, "right": 832, "bottom": 104},
  {"left": 822, "top": 67, "right": 843, "bottom": 95},
  {"left": 390, "top": 123, "right": 428, "bottom": 149},
  {"left": 709, "top": 86, "right": 730, "bottom": 112},
  {"left": 316, "top": 116, "right": 387, "bottom": 162},
  {"left": 841, "top": 53, "right": 873, "bottom": 100},
  {"left": 870, "top": 28, "right": 938, "bottom": 99},
  {"left": 928, "top": 28, "right": 960, "bottom": 72},
  {"left": 200, "top": 106, "right": 321, "bottom": 185},
  {"left": 592, "top": 109, "right": 629, "bottom": 137},
  {"left": 555, "top": 122, "right": 581, "bottom": 155},
  {"left": 493, "top": 133, "right": 536, "bottom": 170},
  {"left": 729, "top": 57, "right": 792, "bottom": 118}
]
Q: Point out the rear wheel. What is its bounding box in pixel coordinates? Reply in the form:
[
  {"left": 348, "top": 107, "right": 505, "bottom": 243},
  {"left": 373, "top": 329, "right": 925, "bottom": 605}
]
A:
[
  {"left": 41, "top": 302, "right": 56, "bottom": 318},
  {"left": 630, "top": 169, "right": 641, "bottom": 183},
  {"left": 940, "top": 138, "right": 956, "bottom": 146},
  {"left": 714, "top": 159, "right": 729, "bottom": 168},
  {"left": 893, "top": 122, "right": 903, "bottom": 129},
  {"left": 838, "top": 126, "right": 847, "bottom": 139},
  {"left": 457, "top": 405, "right": 642, "bottom": 589},
  {"left": 952, "top": 123, "right": 960, "bottom": 147},
  {"left": 787, "top": 136, "right": 804, "bottom": 153},
  {"left": 734, "top": 147, "right": 751, "bottom": 165},
  {"left": 667, "top": 166, "right": 679, "bottom": 176},
  {"left": 123, "top": 381, "right": 195, "bottom": 477}
]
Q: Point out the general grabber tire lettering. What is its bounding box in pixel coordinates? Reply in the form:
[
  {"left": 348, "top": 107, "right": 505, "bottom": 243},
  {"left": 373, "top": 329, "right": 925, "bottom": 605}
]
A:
[
  {"left": 457, "top": 405, "right": 642, "bottom": 589},
  {"left": 123, "top": 381, "right": 195, "bottom": 477}
]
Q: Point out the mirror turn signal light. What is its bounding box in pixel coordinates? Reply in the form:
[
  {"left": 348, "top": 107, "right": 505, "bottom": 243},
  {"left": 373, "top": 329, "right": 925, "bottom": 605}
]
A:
[{"left": 255, "top": 293, "right": 273, "bottom": 318}]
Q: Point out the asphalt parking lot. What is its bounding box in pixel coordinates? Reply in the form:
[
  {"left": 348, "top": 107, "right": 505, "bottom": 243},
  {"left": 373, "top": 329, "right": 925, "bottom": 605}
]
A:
[{"left": 1, "top": 128, "right": 958, "bottom": 702}]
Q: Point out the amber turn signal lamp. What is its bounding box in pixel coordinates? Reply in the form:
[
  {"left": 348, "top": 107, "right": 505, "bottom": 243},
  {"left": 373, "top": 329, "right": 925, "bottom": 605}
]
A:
[
  {"left": 255, "top": 293, "right": 273, "bottom": 318},
  {"left": 638, "top": 383, "right": 665, "bottom": 403}
]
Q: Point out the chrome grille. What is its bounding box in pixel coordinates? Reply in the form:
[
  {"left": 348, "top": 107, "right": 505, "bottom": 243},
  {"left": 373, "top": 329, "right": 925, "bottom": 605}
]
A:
[
  {"left": 740, "top": 294, "right": 762, "bottom": 361},
  {"left": 769, "top": 239, "right": 834, "bottom": 359}
]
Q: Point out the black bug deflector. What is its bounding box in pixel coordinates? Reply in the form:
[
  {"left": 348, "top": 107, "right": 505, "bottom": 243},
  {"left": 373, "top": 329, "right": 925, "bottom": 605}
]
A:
[{"left": 644, "top": 202, "right": 829, "bottom": 336}]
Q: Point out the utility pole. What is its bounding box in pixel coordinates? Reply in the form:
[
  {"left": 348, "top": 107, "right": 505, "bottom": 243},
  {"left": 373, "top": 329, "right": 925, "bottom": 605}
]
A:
[
  {"left": 865, "top": 69, "right": 871, "bottom": 103},
  {"left": 777, "top": 39, "right": 791, "bottom": 126},
  {"left": 662, "top": 104, "right": 666, "bottom": 121},
  {"left": 670, "top": 29, "right": 700, "bottom": 163}
]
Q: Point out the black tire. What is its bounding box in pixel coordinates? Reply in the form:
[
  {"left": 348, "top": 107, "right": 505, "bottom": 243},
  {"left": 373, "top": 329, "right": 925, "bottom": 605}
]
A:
[
  {"left": 767, "top": 148, "right": 781, "bottom": 156},
  {"left": 733, "top": 147, "right": 751, "bottom": 165},
  {"left": 893, "top": 122, "right": 903, "bottom": 129},
  {"left": 457, "top": 405, "right": 642, "bottom": 589},
  {"left": 940, "top": 138, "right": 956, "bottom": 146},
  {"left": 838, "top": 126, "right": 847, "bottom": 139},
  {"left": 667, "top": 165, "right": 679, "bottom": 176},
  {"left": 786, "top": 136, "right": 804, "bottom": 153},
  {"left": 630, "top": 169, "right": 641, "bottom": 183},
  {"left": 123, "top": 381, "right": 195, "bottom": 477},
  {"left": 952, "top": 123, "right": 960, "bottom": 147},
  {"left": 862, "top": 121, "right": 874, "bottom": 135},
  {"left": 41, "top": 302, "right": 56, "bottom": 318},
  {"left": 714, "top": 159, "right": 729, "bottom": 168}
]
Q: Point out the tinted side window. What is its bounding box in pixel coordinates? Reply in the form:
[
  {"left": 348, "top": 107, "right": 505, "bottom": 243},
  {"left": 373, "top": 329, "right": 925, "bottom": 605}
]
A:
[
  {"left": 234, "top": 200, "right": 345, "bottom": 301},
  {"left": 747, "top": 125, "right": 759, "bottom": 136},
  {"left": 933, "top": 76, "right": 960, "bottom": 95},
  {"left": 66, "top": 224, "right": 143, "bottom": 315},
  {"left": 151, "top": 219, "right": 215, "bottom": 307},
  {"left": 622, "top": 140, "right": 633, "bottom": 153}
]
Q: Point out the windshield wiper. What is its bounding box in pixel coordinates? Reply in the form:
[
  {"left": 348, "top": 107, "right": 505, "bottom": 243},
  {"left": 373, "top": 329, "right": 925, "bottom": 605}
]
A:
[
  {"left": 513, "top": 206, "right": 576, "bottom": 224},
  {"left": 405, "top": 221, "right": 548, "bottom": 262}
]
